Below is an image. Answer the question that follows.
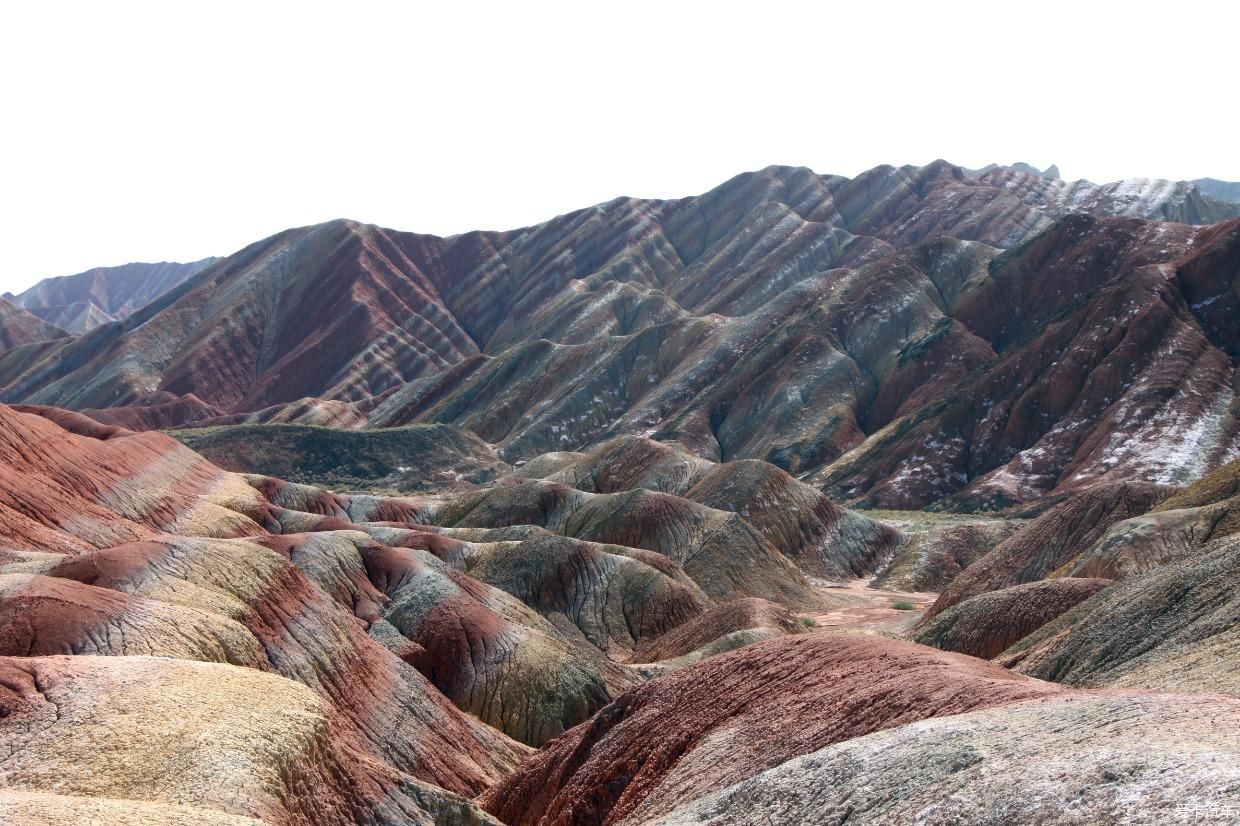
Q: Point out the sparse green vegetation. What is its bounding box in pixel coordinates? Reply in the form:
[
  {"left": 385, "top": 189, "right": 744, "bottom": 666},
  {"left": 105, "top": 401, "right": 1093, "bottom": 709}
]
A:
[
  {"left": 892, "top": 600, "right": 916, "bottom": 611},
  {"left": 799, "top": 616, "right": 819, "bottom": 628},
  {"left": 857, "top": 508, "right": 1018, "bottom": 525},
  {"left": 169, "top": 422, "right": 509, "bottom": 492}
]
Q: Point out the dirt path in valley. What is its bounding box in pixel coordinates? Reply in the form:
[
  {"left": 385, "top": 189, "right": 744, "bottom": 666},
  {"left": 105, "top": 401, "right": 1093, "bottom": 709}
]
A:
[{"left": 805, "top": 578, "right": 937, "bottom": 637}]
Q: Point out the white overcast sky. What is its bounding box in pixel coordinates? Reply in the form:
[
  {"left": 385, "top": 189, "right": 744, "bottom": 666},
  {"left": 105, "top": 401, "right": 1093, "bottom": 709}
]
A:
[{"left": 1, "top": 1, "right": 1234, "bottom": 293}]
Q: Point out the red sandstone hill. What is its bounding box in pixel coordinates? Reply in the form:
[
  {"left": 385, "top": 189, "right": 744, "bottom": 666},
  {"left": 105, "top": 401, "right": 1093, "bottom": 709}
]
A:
[
  {"left": 1, "top": 390, "right": 1240, "bottom": 822},
  {"left": 0, "top": 403, "right": 530, "bottom": 821},
  {"left": 0, "top": 402, "right": 755, "bottom": 818},
  {"left": 0, "top": 402, "right": 865, "bottom": 782},
  {"left": 1, "top": 163, "right": 1236, "bottom": 508}
]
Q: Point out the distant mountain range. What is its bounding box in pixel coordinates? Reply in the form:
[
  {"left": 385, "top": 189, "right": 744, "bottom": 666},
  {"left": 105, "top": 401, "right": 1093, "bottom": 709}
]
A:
[
  {"left": 0, "top": 294, "right": 71, "bottom": 351},
  {"left": 965, "top": 161, "right": 1061, "bottom": 180},
  {"left": 1193, "top": 177, "right": 1240, "bottom": 203},
  {"left": 4, "top": 257, "right": 219, "bottom": 333},
  {"left": 1, "top": 161, "right": 1237, "bottom": 511}
]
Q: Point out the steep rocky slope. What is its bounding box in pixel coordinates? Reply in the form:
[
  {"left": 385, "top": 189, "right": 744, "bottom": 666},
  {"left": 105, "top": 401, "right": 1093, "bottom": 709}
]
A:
[
  {"left": 0, "top": 403, "right": 274, "bottom": 553},
  {"left": 0, "top": 572, "right": 266, "bottom": 666},
  {"left": 999, "top": 527, "right": 1240, "bottom": 696},
  {"left": 914, "top": 577, "right": 1113, "bottom": 658},
  {"left": 1154, "top": 454, "right": 1240, "bottom": 511},
  {"left": 1, "top": 221, "right": 481, "bottom": 414},
  {"left": 906, "top": 453, "right": 1240, "bottom": 689},
  {"left": 922, "top": 481, "right": 1170, "bottom": 619},
  {"left": 813, "top": 215, "right": 1240, "bottom": 508},
  {"left": 2, "top": 163, "right": 1236, "bottom": 510},
  {"left": 488, "top": 628, "right": 1240, "bottom": 826}
]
